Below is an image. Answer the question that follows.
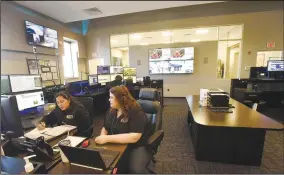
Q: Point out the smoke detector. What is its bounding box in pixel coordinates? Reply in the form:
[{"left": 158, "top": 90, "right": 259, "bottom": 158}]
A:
[{"left": 84, "top": 7, "right": 102, "bottom": 15}]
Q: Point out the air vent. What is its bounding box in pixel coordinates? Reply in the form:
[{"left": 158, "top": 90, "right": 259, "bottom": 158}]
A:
[
  {"left": 184, "top": 34, "right": 191, "bottom": 36},
  {"left": 84, "top": 7, "right": 102, "bottom": 15},
  {"left": 145, "top": 37, "right": 153, "bottom": 39}
]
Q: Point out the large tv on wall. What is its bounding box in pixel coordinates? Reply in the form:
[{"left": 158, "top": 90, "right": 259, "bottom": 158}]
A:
[
  {"left": 149, "top": 47, "right": 194, "bottom": 74},
  {"left": 25, "top": 21, "right": 58, "bottom": 49}
]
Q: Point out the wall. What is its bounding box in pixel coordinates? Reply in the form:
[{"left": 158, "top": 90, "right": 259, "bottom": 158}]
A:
[
  {"left": 129, "top": 42, "right": 230, "bottom": 97},
  {"left": 1, "top": 1, "right": 88, "bottom": 86},
  {"left": 85, "top": 9, "right": 283, "bottom": 96}
]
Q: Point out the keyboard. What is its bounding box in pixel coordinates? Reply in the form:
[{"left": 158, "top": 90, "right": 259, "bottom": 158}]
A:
[{"left": 21, "top": 120, "right": 36, "bottom": 129}]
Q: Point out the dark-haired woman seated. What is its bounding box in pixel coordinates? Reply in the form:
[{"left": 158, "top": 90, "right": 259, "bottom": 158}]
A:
[
  {"left": 95, "top": 85, "right": 151, "bottom": 173},
  {"left": 37, "top": 91, "right": 92, "bottom": 137}
]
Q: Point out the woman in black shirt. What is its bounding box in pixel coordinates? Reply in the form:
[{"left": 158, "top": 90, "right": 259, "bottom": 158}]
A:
[
  {"left": 37, "top": 91, "right": 92, "bottom": 137},
  {"left": 95, "top": 85, "right": 151, "bottom": 173}
]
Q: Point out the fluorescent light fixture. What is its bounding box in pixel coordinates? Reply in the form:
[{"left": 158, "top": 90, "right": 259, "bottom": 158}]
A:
[
  {"left": 111, "top": 39, "right": 118, "bottom": 43},
  {"left": 140, "top": 43, "right": 148, "bottom": 45},
  {"left": 196, "top": 29, "right": 208, "bottom": 34},
  {"left": 162, "top": 31, "right": 172, "bottom": 37},
  {"left": 130, "top": 33, "right": 142, "bottom": 40},
  {"left": 190, "top": 39, "right": 200, "bottom": 42}
]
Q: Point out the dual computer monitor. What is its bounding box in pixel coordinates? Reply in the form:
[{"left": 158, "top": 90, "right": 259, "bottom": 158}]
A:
[{"left": 250, "top": 60, "right": 284, "bottom": 79}]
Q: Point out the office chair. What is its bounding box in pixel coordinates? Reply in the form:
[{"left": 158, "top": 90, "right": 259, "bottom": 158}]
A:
[
  {"left": 75, "top": 97, "right": 95, "bottom": 137},
  {"left": 137, "top": 88, "right": 162, "bottom": 137},
  {"left": 146, "top": 130, "right": 164, "bottom": 174}
]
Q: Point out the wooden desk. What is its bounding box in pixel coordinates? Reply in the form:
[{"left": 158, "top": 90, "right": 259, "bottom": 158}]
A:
[
  {"left": 48, "top": 139, "right": 127, "bottom": 174},
  {"left": 186, "top": 95, "right": 283, "bottom": 166}
]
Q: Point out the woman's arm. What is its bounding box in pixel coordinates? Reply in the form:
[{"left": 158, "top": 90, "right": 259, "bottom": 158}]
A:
[
  {"left": 96, "top": 133, "right": 142, "bottom": 144},
  {"left": 100, "top": 127, "right": 108, "bottom": 136},
  {"left": 40, "top": 109, "right": 57, "bottom": 126}
]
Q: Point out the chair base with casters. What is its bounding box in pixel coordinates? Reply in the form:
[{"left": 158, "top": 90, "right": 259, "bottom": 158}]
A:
[{"left": 146, "top": 130, "right": 164, "bottom": 174}]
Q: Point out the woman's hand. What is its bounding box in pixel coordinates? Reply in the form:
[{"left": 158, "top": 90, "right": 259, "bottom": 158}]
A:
[
  {"left": 95, "top": 135, "right": 109, "bottom": 144},
  {"left": 36, "top": 122, "right": 46, "bottom": 130}
]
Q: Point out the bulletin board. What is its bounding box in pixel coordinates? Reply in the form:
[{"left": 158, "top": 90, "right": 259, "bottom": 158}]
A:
[{"left": 26, "top": 58, "right": 59, "bottom": 81}]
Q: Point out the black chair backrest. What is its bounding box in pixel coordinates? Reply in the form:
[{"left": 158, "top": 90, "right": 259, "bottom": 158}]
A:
[
  {"left": 75, "top": 97, "right": 95, "bottom": 121},
  {"left": 148, "top": 130, "right": 164, "bottom": 155},
  {"left": 139, "top": 88, "right": 159, "bottom": 101},
  {"left": 137, "top": 88, "right": 162, "bottom": 136}
]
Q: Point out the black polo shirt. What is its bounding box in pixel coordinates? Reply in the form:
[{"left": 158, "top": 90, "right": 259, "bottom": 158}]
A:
[{"left": 104, "top": 105, "right": 150, "bottom": 148}]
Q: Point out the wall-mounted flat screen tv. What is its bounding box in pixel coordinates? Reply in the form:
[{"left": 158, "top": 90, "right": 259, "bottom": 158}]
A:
[
  {"left": 25, "top": 21, "right": 58, "bottom": 49},
  {"left": 149, "top": 47, "right": 194, "bottom": 74}
]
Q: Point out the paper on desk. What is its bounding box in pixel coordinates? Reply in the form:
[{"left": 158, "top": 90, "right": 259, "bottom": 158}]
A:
[
  {"left": 54, "top": 136, "right": 86, "bottom": 147},
  {"left": 43, "top": 125, "right": 77, "bottom": 137},
  {"left": 24, "top": 128, "right": 53, "bottom": 140}
]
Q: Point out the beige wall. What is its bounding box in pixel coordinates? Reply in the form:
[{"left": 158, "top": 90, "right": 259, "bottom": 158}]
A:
[
  {"left": 86, "top": 10, "right": 283, "bottom": 96},
  {"left": 1, "top": 1, "right": 88, "bottom": 86}
]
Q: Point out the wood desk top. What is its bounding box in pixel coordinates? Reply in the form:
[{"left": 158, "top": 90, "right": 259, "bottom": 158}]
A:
[
  {"left": 48, "top": 138, "right": 127, "bottom": 174},
  {"left": 186, "top": 95, "right": 283, "bottom": 130}
]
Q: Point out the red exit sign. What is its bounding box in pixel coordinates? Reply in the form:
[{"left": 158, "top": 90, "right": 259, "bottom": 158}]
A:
[{"left": 266, "top": 42, "right": 275, "bottom": 48}]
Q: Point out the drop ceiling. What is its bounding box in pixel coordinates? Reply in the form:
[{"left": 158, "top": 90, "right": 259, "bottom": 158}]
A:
[{"left": 14, "top": 1, "right": 223, "bottom": 23}]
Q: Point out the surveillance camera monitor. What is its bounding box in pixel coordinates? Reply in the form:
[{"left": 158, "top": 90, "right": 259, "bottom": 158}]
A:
[
  {"left": 123, "top": 68, "right": 136, "bottom": 76},
  {"left": 97, "top": 66, "right": 110, "bottom": 75},
  {"left": 110, "top": 66, "right": 124, "bottom": 74}
]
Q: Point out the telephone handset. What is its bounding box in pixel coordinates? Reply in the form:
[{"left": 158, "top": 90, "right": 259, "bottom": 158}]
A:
[{"left": 20, "top": 136, "right": 54, "bottom": 160}]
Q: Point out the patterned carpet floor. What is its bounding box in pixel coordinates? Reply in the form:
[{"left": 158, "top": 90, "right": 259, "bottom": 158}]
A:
[{"left": 93, "top": 98, "right": 284, "bottom": 174}]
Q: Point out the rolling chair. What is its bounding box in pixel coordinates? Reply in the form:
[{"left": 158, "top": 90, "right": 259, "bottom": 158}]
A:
[
  {"left": 137, "top": 88, "right": 162, "bottom": 135},
  {"left": 75, "top": 97, "right": 95, "bottom": 137},
  {"left": 137, "top": 88, "right": 164, "bottom": 174}
]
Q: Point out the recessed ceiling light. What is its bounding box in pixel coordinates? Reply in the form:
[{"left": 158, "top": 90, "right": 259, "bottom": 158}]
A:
[
  {"left": 196, "top": 29, "right": 208, "bottom": 34},
  {"left": 190, "top": 39, "right": 200, "bottom": 42},
  {"left": 162, "top": 31, "right": 172, "bottom": 37},
  {"left": 130, "top": 34, "right": 142, "bottom": 40}
]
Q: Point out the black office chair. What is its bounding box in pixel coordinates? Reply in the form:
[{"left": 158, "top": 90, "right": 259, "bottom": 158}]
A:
[
  {"left": 75, "top": 97, "right": 95, "bottom": 137},
  {"left": 137, "top": 88, "right": 162, "bottom": 136}
]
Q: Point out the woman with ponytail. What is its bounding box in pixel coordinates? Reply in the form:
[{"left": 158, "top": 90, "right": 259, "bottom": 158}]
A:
[{"left": 95, "top": 85, "right": 151, "bottom": 173}]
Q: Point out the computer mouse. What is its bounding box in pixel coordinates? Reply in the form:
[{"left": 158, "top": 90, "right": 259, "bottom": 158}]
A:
[{"left": 82, "top": 140, "right": 90, "bottom": 148}]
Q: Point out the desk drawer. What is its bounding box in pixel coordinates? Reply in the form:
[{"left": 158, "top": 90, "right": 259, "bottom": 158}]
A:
[{"left": 244, "top": 92, "right": 261, "bottom": 102}]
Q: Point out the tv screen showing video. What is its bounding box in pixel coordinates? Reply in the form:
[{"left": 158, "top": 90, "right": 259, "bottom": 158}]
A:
[
  {"left": 97, "top": 66, "right": 110, "bottom": 75},
  {"left": 110, "top": 66, "right": 124, "bottom": 74},
  {"left": 123, "top": 68, "right": 136, "bottom": 76},
  {"left": 25, "top": 21, "right": 58, "bottom": 49},
  {"left": 149, "top": 47, "right": 194, "bottom": 74}
]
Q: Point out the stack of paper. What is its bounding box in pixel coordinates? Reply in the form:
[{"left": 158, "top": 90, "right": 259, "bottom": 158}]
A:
[{"left": 43, "top": 125, "right": 77, "bottom": 137}]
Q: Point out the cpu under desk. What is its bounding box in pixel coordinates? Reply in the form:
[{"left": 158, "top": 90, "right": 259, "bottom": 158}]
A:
[{"left": 186, "top": 95, "right": 283, "bottom": 166}]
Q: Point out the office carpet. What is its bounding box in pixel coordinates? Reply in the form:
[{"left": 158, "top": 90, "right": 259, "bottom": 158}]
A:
[{"left": 92, "top": 98, "right": 284, "bottom": 174}]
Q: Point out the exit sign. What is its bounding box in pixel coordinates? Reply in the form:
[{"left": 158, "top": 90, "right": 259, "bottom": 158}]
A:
[{"left": 266, "top": 42, "right": 275, "bottom": 48}]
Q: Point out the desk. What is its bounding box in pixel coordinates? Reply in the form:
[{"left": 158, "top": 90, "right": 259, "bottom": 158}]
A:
[
  {"left": 2, "top": 129, "right": 77, "bottom": 172},
  {"left": 186, "top": 95, "right": 283, "bottom": 166},
  {"left": 49, "top": 139, "right": 127, "bottom": 174}
]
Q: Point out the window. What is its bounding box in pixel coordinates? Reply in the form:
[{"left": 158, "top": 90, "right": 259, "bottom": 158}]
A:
[{"left": 63, "top": 38, "right": 79, "bottom": 78}]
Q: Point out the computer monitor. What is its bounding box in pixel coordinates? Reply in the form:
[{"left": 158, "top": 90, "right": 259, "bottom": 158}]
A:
[
  {"left": 249, "top": 67, "right": 268, "bottom": 79},
  {"left": 98, "top": 75, "right": 111, "bottom": 86},
  {"left": 9, "top": 75, "right": 42, "bottom": 93},
  {"left": 97, "top": 66, "right": 110, "bottom": 75},
  {"left": 267, "top": 60, "right": 284, "bottom": 71},
  {"left": 110, "top": 66, "right": 123, "bottom": 74},
  {"left": 66, "top": 81, "right": 84, "bottom": 94},
  {"left": 1, "top": 75, "right": 11, "bottom": 95},
  {"left": 1, "top": 95, "right": 24, "bottom": 137},
  {"left": 15, "top": 91, "right": 45, "bottom": 111},
  {"left": 88, "top": 74, "right": 98, "bottom": 86}
]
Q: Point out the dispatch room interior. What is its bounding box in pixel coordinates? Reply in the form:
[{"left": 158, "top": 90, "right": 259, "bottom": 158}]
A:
[{"left": 1, "top": 1, "right": 284, "bottom": 174}]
